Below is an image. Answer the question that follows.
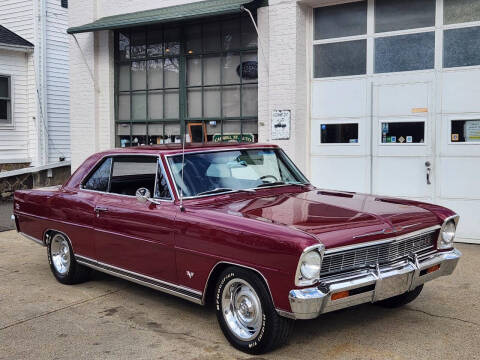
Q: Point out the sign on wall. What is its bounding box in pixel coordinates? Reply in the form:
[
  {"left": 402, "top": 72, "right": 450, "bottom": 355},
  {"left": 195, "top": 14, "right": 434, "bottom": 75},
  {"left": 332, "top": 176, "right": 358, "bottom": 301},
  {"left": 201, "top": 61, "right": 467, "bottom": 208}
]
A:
[
  {"left": 465, "top": 120, "right": 480, "bottom": 142},
  {"left": 271, "top": 110, "right": 291, "bottom": 140}
]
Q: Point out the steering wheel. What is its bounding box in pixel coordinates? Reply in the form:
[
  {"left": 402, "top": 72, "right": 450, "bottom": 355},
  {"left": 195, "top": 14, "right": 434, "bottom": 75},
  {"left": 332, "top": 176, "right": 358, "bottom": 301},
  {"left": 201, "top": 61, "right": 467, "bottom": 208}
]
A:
[{"left": 259, "top": 175, "right": 278, "bottom": 183}]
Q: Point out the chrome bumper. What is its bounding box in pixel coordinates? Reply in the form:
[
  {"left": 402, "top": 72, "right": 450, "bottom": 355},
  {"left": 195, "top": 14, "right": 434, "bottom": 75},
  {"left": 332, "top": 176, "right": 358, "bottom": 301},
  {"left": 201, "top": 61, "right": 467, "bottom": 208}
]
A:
[{"left": 289, "top": 249, "right": 461, "bottom": 320}]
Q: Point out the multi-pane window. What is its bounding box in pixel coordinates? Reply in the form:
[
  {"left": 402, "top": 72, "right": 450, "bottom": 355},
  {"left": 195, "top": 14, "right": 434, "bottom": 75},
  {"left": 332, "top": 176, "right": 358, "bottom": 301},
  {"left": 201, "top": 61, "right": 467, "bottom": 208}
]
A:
[
  {"left": 115, "top": 15, "right": 258, "bottom": 147},
  {"left": 0, "top": 76, "right": 12, "bottom": 126},
  {"left": 314, "top": 0, "right": 480, "bottom": 77}
]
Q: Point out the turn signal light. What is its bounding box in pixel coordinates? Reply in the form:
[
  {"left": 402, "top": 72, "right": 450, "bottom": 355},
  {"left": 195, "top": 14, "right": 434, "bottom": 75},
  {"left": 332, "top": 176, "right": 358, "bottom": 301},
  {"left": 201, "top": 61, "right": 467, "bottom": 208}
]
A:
[
  {"left": 426, "top": 264, "right": 440, "bottom": 274},
  {"left": 331, "top": 291, "right": 350, "bottom": 301}
]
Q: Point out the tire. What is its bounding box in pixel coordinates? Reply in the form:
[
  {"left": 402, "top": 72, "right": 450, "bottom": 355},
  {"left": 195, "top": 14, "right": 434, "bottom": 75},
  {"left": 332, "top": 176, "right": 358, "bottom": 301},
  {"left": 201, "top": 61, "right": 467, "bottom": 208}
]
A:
[
  {"left": 376, "top": 285, "right": 424, "bottom": 308},
  {"left": 47, "top": 232, "right": 90, "bottom": 285},
  {"left": 215, "top": 266, "right": 294, "bottom": 354}
]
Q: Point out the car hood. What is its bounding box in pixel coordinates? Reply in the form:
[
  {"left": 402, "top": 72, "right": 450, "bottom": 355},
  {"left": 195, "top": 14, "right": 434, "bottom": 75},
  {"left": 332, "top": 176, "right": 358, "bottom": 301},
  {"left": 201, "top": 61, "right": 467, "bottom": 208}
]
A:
[{"left": 202, "top": 188, "right": 440, "bottom": 249}]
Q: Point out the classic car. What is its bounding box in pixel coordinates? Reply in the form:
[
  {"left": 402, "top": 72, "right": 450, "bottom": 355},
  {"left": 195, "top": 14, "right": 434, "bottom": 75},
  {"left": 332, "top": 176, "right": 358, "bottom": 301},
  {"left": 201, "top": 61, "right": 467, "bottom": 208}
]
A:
[{"left": 12, "top": 143, "right": 461, "bottom": 354}]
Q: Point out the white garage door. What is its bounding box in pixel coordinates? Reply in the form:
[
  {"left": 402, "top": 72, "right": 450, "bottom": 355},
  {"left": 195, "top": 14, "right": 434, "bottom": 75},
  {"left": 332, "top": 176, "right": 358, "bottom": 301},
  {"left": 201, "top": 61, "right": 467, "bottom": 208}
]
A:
[{"left": 310, "top": 0, "right": 480, "bottom": 243}]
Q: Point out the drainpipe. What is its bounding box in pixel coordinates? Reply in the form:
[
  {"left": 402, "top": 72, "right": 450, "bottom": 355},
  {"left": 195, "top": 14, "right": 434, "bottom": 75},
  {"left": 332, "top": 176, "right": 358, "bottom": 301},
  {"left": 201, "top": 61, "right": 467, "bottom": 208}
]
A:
[{"left": 40, "top": 0, "right": 48, "bottom": 165}]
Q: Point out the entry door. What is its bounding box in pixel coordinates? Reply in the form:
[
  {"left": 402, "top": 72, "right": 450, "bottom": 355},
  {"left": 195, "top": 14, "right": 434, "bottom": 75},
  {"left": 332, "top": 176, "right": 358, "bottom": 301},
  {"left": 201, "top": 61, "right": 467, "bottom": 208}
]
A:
[{"left": 372, "top": 79, "right": 435, "bottom": 202}]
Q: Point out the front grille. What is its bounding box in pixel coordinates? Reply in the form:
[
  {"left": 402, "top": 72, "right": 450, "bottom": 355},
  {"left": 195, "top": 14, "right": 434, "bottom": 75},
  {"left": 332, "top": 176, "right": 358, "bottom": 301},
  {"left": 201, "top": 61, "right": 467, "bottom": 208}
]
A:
[{"left": 321, "top": 230, "right": 437, "bottom": 276}]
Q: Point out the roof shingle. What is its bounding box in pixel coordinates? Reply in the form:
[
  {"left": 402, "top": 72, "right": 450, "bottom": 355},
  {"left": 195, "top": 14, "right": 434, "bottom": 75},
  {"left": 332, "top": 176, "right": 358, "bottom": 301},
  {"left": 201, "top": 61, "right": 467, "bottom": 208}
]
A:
[{"left": 0, "top": 25, "right": 33, "bottom": 48}]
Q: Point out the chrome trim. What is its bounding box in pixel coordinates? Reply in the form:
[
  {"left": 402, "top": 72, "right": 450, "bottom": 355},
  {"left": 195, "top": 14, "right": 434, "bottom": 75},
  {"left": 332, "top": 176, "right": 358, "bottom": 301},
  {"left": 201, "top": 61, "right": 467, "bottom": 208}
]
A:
[
  {"left": 288, "top": 248, "right": 461, "bottom": 320},
  {"left": 11, "top": 214, "right": 18, "bottom": 232},
  {"left": 201, "top": 261, "right": 276, "bottom": 308},
  {"left": 325, "top": 225, "right": 440, "bottom": 255},
  {"left": 43, "top": 229, "right": 75, "bottom": 253},
  {"left": 437, "top": 214, "right": 460, "bottom": 249},
  {"left": 276, "top": 309, "right": 296, "bottom": 320},
  {"left": 164, "top": 147, "right": 310, "bottom": 201},
  {"left": 294, "top": 244, "right": 325, "bottom": 287},
  {"left": 19, "top": 232, "right": 45, "bottom": 246},
  {"left": 75, "top": 255, "right": 202, "bottom": 304},
  {"left": 352, "top": 222, "right": 422, "bottom": 239}
]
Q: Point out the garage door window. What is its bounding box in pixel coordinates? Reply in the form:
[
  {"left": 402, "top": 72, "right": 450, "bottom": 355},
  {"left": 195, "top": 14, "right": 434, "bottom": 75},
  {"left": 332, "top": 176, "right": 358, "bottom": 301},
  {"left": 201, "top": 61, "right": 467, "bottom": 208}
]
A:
[
  {"left": 321, "top": 123, "right": 359, "bottom": 144},
  {"left": 451, "top": 120, "right": 480, "bottom": 143},
  {"left": 375, "top": 0, "right": 436, "bottom": 33},
  {"left": 444, "top": 26, "right": 480, "bottom": 68},
  {"left": 444, "top": 0, "right": 480, "bottom": 25},
  {"left": 381, "top": 122, "right": 425, "bottom": 144},
  {"left": 314, "top": 1, "right": 367, "bottom": 40}
]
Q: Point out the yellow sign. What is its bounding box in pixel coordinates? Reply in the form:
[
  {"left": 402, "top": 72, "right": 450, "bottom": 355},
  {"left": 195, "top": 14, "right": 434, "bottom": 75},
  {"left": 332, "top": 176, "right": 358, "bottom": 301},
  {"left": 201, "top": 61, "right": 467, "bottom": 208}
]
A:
[{"left": 412, "top": 107, "right": 428, "bottom": 113}]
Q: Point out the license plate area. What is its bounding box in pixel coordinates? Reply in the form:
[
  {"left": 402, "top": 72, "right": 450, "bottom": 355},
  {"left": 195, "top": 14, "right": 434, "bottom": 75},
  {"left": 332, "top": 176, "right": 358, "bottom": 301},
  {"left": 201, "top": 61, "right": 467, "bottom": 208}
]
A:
[{"left": 374, "top": 270, "right": 412, "bottom": 301}]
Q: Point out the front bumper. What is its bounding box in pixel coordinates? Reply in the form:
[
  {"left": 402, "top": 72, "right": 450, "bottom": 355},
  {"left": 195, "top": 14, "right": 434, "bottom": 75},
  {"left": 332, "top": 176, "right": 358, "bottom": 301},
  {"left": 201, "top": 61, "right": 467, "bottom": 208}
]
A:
[{"left": 289, "top": 248, "right": 461, "bottom": 320}]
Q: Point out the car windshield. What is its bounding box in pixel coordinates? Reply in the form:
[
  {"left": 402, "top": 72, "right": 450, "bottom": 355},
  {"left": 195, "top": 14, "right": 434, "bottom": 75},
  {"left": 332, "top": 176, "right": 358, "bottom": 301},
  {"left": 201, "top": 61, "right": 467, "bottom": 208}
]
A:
[{"left": 167, "top": 148, "right": 308, "bottom": 197}]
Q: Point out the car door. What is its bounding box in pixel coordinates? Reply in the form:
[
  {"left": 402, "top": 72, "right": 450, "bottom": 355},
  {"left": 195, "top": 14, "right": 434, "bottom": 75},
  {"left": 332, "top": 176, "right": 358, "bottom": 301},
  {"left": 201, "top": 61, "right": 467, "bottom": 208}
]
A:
[{"left": 92, "top": 155, "right": 178, "bottom": 283}]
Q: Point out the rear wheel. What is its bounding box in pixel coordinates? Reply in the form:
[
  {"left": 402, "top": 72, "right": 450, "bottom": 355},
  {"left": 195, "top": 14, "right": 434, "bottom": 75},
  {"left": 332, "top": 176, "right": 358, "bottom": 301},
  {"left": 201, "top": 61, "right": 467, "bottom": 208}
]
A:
[
  {"left": 215, "top": 266, "right": 293, "bottom": 354},
  {"left": 376, "top": 285, "right": 424, "bottom": 308},
  {"left": 47, "top": 232, "right": 90, "bottom": 284}
]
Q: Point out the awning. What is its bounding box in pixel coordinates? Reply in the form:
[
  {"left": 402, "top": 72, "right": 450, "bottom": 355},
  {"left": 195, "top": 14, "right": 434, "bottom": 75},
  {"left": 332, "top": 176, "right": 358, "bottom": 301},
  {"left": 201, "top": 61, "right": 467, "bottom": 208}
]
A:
[{"left": 67, "top": 0, "right": 267, "bottom": 34}]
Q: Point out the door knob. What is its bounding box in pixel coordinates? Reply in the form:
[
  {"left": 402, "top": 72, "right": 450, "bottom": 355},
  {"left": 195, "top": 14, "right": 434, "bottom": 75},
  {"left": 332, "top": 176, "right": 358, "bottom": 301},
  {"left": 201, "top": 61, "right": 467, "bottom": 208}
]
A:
[{"left": 425, "top": 161, "right": 431, "bottom": 167}]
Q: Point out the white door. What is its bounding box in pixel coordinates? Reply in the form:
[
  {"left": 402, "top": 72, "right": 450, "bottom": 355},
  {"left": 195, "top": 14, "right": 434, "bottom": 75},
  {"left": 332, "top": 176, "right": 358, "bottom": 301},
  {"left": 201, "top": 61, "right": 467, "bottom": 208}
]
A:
[{"left": 372, "top": 77, "right": 435, "bottom": 202}]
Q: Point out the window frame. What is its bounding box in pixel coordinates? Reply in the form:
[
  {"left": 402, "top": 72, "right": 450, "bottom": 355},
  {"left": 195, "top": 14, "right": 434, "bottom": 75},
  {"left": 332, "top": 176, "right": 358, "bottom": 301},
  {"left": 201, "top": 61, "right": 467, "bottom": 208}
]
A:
[
  {"left": 114, "top": 13, "right": 259, "bottom": 147},
  {"left": 80, "top": 154, "right": 174, "bottom": 202},
  {"left": 0, "top": 74, "right": 13, "bottom": 129}
]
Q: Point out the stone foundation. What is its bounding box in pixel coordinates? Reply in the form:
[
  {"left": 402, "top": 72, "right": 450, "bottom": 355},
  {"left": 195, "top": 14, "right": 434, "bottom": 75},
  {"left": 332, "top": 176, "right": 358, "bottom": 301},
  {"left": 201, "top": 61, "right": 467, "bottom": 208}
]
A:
[
  {"left": 0, "top": 163, "right": 30, "bottom": 172},
  {"left": 0, "top": 165, "right": 71, "bottom": 201}
]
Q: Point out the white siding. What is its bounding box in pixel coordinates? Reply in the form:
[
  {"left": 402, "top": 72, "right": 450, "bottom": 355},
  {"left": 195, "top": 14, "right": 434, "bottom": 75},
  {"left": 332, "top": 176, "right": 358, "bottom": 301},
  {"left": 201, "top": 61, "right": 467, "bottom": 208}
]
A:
[
  {"left": 45, "top": 0, "right": 70, "bottom": 163},
  {"left": 0, "top": 49, "right": 33, "bottom": 163},
  {"left": 0, "top": 0, "right": 34, "bottom": 43}
]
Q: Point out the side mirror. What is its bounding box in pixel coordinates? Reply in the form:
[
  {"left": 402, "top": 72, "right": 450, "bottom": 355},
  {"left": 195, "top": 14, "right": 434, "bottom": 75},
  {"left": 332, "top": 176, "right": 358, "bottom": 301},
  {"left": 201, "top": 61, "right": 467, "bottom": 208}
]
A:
[{"left": 135, "top": 187, "right": 151, "bottom": 204}]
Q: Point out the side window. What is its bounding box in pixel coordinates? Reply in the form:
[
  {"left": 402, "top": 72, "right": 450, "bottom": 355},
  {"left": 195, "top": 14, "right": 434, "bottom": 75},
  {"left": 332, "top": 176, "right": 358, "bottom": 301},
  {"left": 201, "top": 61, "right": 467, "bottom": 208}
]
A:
[
  {"left": 156, "top": 161, "right": 172, "bottom": 200},
  {"left": 83, "top": 158, "right": 112, "bottom": 192},
  {"left": 110, "top": 156, "right": 157, "bottom": 196}
]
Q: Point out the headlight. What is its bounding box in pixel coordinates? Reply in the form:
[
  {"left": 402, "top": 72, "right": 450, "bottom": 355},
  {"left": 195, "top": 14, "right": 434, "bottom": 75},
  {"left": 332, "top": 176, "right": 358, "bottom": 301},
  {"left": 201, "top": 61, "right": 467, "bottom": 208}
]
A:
[
  {"left": 300, "top": 251, "right": 321, "bottom": 280},
  {"left": 295, "top": 245, "right": 324, "bottom": 286},
  {"left": 438, "top": 220, "right": 456, "bottom": 249}
]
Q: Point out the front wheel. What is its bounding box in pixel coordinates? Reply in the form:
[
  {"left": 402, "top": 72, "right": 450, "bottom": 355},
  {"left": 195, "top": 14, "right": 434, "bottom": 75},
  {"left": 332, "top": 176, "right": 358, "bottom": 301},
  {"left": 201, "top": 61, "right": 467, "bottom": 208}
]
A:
[
  {"left": 375, "top": 285, "right": 424, "bottom": 308},
  {"left": 215, "top": 267, "right": 293, "bottom": 354},
  {"left": 47, "top": 232, "right": 90, "bottom": 285}
]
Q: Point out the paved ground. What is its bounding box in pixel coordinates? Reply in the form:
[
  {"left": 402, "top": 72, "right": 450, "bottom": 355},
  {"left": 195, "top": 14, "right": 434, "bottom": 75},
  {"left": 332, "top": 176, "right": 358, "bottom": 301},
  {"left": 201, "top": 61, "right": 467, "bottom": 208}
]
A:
[
  {"left": 0, "top": 201, "right": 13, "bottom": 232},
  {"left": 0, "top": 231, "right": 478, "bottom": 360}
]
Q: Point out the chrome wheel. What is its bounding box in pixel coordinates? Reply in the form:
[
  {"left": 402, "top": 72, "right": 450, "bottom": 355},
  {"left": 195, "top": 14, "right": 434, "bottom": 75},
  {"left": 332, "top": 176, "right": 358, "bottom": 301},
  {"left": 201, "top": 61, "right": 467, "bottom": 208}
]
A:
[
  {"left": 50, "top": 234, "right": 70, "bottom": 275},
  {"left": 221, "top": 278, "right": 263, "bottom": 341}
]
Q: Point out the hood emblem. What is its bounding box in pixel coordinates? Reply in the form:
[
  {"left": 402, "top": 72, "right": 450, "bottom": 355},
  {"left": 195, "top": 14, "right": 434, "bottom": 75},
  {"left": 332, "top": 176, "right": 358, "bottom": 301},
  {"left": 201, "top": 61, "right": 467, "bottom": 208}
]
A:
[{"left": 186, "top": 271, "right": 195, "bottom": 279}]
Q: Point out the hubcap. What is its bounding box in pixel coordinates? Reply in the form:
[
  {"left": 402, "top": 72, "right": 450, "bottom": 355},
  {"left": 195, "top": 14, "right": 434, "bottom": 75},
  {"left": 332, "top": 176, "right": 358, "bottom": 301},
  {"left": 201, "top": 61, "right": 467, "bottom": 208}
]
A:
[
  {"left": 50, "top": 235, "right": 70, "bottom": 275},
  {"left": 221, "top": 278, "right": 263, "bottom": 341}
]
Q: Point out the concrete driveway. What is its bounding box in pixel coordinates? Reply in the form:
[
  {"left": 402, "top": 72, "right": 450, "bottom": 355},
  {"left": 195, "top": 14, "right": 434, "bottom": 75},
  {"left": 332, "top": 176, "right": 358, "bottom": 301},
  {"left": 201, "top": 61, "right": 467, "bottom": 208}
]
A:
[{"left": 0, "top": 231, "right": 478, "bottom": 360}]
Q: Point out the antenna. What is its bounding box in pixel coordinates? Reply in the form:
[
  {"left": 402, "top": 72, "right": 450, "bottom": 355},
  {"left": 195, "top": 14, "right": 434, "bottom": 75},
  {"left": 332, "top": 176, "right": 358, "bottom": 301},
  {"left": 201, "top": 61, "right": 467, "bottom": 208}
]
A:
[{"left": 179, "top": 128, "right": 186, "bottom": 212}]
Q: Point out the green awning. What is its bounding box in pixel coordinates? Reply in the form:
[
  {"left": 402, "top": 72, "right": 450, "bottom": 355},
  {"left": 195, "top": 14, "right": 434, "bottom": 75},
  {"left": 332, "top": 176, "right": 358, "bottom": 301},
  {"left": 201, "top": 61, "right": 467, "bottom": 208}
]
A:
[{"left": 67, "top": 0, "right": 267, "bottom": 34}]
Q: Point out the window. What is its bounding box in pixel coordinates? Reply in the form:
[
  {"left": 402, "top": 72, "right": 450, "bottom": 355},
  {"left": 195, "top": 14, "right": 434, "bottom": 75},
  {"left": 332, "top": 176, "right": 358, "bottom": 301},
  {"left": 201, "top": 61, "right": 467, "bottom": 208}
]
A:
[
  {"left": 167, "top": 149, "right": 308, "bottom": 197},
  {"left": 444, "top": 26, "right": 480, "bottom": 68},
  {"left": 321, "top": 123, "right": 359, "bottom": 144},
  {"left": 156, "top": 162, "right": 172, "bottom": 199},
  {"left": 115, "top": 14, "right": 258, "bottom": 147},
  {"left": 444, "top": 0, "right": 480, "bottom": 25},
  {"left": 110, "top": 156, "right": 157, "bottom": 196},
  {"left": 0, "top": 76, "right": 12, "bottom": 126},
  {"left": 451, "top": 120, "right": 480, "bottom": 143},
  {"left": 381, "top": 122, "right": 425, "bottom": 144},
  {"left": 375, "top": 32, "right": 435, "bottom": 73},
  {"left": 61, "top": 0, "right": 68, "bottom": 9},
  {"left": 314, "top": 1, "right": 367, "bottom": 40},
  {"left": 375, "top": 0, "right": 435, "bottom": 33},
  {"left": 83, "top": 158, "right": 113, "bottom": 192},
  {"left": 314, "top": 40, "right": 367, "bottom": 78}
]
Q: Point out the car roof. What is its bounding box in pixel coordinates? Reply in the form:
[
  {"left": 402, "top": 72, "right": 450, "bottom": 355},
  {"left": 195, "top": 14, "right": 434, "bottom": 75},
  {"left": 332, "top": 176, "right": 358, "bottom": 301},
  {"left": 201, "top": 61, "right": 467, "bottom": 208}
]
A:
[{"left": 97, "top": 142, "right": 279, "bottom": 156}]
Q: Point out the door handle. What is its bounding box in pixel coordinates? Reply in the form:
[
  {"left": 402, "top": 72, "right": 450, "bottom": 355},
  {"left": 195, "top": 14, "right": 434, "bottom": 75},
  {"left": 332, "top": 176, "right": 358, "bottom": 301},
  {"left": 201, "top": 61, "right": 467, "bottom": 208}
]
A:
[
  {"left": 425, "top": 161, "right": 431, "bottom": 185},
  {"left": 94, "top": 206, "right": 108, "bottom": 217}
]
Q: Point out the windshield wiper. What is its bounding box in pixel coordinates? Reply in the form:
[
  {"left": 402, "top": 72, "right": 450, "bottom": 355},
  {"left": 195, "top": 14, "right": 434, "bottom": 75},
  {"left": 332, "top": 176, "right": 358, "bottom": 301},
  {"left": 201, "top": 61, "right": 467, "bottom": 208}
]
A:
[
  {"left": 256, "top": 181, "right": 286, "bottom": 188},
  {"left": 197, "top": 187, "right": 256, "bottom": 196},
  {"left": 197, "top": 188, "right": 235, "bottom": 196}
]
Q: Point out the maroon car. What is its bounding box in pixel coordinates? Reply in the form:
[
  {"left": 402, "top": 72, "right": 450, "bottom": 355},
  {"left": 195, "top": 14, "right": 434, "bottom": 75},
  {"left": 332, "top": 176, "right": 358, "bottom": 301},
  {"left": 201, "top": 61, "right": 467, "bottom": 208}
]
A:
[{"left": 12, "top": 143, "right": 461, "bottom": 354}]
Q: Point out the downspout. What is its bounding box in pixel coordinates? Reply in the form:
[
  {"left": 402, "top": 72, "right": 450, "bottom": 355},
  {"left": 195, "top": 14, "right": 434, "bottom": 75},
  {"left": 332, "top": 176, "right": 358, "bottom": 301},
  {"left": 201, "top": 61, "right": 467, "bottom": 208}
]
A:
[{"left": 41, "top": 0, "right": 48, "bottom": 165}]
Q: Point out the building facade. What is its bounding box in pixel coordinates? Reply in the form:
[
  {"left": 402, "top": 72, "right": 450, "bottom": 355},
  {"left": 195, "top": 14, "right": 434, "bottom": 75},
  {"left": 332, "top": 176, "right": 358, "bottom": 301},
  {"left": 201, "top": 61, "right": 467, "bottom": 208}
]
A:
[
  {"left": 0, "top": 0, "right": 71, "bottom": 168},
  {"left": 69, "top": 0, "right": 480, "bottom": 242}
]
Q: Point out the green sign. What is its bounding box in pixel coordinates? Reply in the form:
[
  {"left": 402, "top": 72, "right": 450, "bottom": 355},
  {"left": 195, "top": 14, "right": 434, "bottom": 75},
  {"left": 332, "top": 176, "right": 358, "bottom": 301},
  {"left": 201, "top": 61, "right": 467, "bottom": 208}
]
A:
[{"left": 212, "top": 133, "right": 255, "bottom": 143}]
